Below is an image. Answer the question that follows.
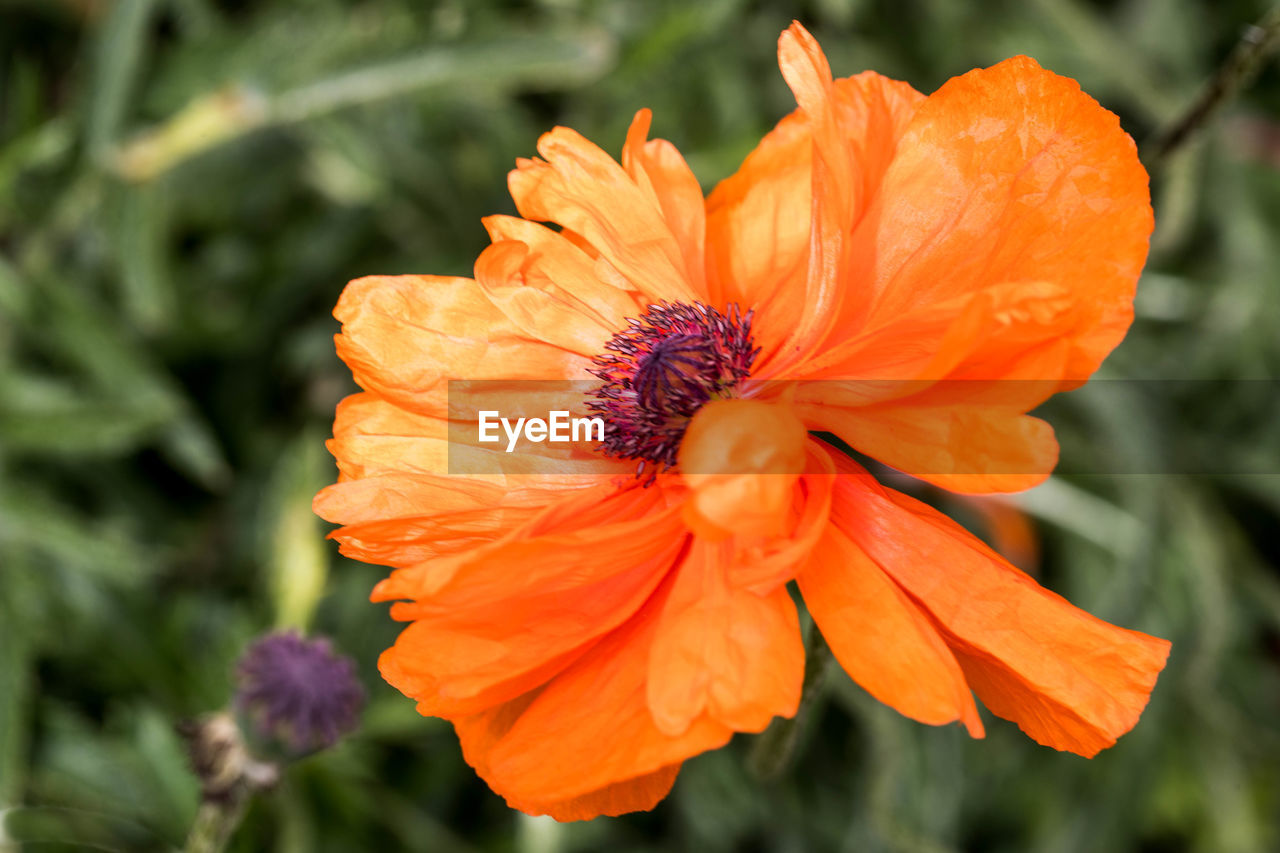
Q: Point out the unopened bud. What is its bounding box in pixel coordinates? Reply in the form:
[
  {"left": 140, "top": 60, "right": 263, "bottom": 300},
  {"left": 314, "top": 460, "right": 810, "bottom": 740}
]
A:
[{"left": 233, "top": 631, "right": 365, "bottom": 760}]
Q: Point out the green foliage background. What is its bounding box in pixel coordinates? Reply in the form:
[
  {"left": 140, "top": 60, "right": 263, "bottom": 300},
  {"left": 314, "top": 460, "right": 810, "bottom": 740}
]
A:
[{"left": 2, "top": 0, "right": 1279, "bottom": 850}]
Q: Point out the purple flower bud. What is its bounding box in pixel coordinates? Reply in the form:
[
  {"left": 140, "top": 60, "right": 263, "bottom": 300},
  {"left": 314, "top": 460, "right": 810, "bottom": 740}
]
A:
[{"left": 233, "top": 631, "right": 364, "bottom": 758}]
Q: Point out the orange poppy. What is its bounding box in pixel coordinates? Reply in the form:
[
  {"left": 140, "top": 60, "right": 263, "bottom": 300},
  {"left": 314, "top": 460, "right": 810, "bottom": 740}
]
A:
[{"left": 315, "top": 22, "right": 1170, "bottom": 821}]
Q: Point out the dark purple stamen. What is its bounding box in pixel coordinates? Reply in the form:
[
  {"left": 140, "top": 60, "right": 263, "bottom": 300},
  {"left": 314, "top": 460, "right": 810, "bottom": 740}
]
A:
[
  {"left": 587, "top": 301, "right": 758, "bottom": 477},
  {"left": 234, "top": 631, "right": 365, "bottom": 758}
]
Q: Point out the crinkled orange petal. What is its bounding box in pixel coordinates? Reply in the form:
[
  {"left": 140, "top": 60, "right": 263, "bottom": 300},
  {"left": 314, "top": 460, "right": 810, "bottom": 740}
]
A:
[
  {"left": 315, "top": 468, "right": 624, "bottom": 567},
  {"left": 847, "top": 55, "right": 1152, "bottom": 380},
  {"left": 373, "top": 483, "right": 675, "bottom": 601},
  {"left": 771, "top": 23, "right": 846, "bottom": 372},
  {"left": 329, "top": 389, "right": 603, "bottom": 484},
  {"left": 515, "top": 766, "right": 682, "bottom": 822},
  {"left": 315, "top": 483, "right": 539, "bottom": 567},
  {"left": 803, "top": 402, "right": 1060, "bottom": 494},
  {"left": 334, "top": 275, "right": 591, "bottom": 416},
  {"left": 707, "top": 23, "right": 923, "bottom": 370},
  {"left": 327, "top": 473, "right": 634, "bottom": 581},
  {"left": 798, "top": 524, "right": 983, "bottom": 736},
  {"left": 847, "top": 334, "right": 1070, "bottom": 497},
  {"left": 703, "top": 106, "right": 809, "bottom": 320},
  {"left": 384, "top": 625, "right": 597, "bottom": 719},
  {"left": 473, "top": 240, "right": 616, "bottom": 357},
  {"left": 797, "top": 279, "right": 1080, "bottom": 383},
  {"left": 326, "top": 391, "right": 448, "bottom": 481},
  {"left": 926, "top": 285, "right": 1081, "bottom": 385},
  {"left": 312, "top": 470, "right": 498, "bottom": 526},
  {"left": 463, "top": 573, "right": 735, "bottom": 805},
  {"left": 481, "top": 214, "right": 640, "bottom": 327},
  {"left": 508, "top": 126, "right": 699, "bottom": 304},
  {"left": 315, "top": 391, "right": 624, "bottom": 565},
  {"left": 375, "top": 487, "right": 685, "bottom": 717},
  {"left": 830, "top": 461, "right": 1170, "bottom": 757},
  {"left": 791, "top": 277, "right": 1081, "bottom": 493},
  {"left": 646, "top": 539, "right": 804, "bottom": 736},
  {"left": 622, "top": 109, "right": 706, "bottom": 294},
  {"left": 328, "top": 384, "right": 621, "bottom": 483},
  {"left": 380, "top": 532, "right": 672, "bottom": 718},
  {"left": 455, "top": 691, "right": 682, "bottom": 820}
]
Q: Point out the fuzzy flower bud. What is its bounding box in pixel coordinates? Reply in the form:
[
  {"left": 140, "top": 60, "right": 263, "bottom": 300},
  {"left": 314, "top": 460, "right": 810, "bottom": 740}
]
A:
[{"left": 233, "top": 631, "right": 365, "bottom": 759}]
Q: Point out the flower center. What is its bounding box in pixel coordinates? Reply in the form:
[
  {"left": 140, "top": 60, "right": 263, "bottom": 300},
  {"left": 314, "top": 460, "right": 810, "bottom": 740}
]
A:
[{"left": 587, "top": 301, "right": 758, "bottom": 477}]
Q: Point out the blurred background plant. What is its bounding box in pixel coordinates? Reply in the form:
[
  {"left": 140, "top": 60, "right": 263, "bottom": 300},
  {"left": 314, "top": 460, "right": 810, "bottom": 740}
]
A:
[{"left": 1, "top": 0, "right": 1278, "bottom": 850}]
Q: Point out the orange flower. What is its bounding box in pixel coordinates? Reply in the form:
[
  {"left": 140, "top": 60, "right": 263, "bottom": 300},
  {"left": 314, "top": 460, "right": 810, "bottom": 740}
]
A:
[{"left": 315, "top": 23, "right": 1170, "bottom": 820}]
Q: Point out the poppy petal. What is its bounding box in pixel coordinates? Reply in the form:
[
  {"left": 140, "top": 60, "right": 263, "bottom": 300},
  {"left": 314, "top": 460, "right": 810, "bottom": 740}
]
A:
[
  {"left": 511, "top": 766, "right": 682, "bottom": 822},
  {"left": 315, "top": 391, "right": 626, "bottom": 566},
  {"left": 796, "top": 279, "right": 1080, "bottom": 383},
  {"left": 315, "top": 469, "right": 624, "bottom": 564},
  {"left": 374, "top": 483, "right": 676, "bottom": 601},
  {"left": 508, "top": 126, "right": 700, "bottom": 304},
  {"left": 328, "top": 387, "right": 621, "bottom": 483},
  {"left": 707, "top": 24, "right": 922, "bottom": 369},
  {"left": 330, "top": 391, "right": 614, "bottom": 484},
  {"left": 703, "top": 106, "right": 809, "bottom": 323},
  {"left": 803, "top": 401, "right": 1060, "bottom": 494},
  {"left": 849, "top": 55, "right": 1152, "bottom": 379},
  {"left": 792, "top": 279, "right": 1079, "bottom": 494},
  {"left": 474, "top": 240, "right": 617, "bottom": 356},
  {"left": 678, "top": 398, "right": 809, "bottom": 539},
  {"left": 832, "top": 464, "right": 1170, "bottom": 756},
  {"left": 646, "top": 539, "right": 804, "bottom": 736},
  {"left": 798, "top": 524, "right": 983, "bottom": 736},
  {"left": 455, "top": 692, "right": 683, "bottom": 820},
  {"left": 326, "top": 391, "right": 447, "bottom": 481},
  {"left": 375, "top": 487, "right": 685, "bottom": 717},
  {"left": 334, "top": 275, "right": 591, "bottom": 416},
  {"left": 383, "top": 627, "right": 596, "bottom": 719},
  {"left": 468, "top": 574, "right": 735, "bottom": 804},
  {"left": 315, "top": 477, "right": 539, "bottom": 566},
  {"left": 623, "top": 109, "right": 706, "bottom": 293},
  {"left": 481, "top": 214, "right": 640, "bottom": 327}
]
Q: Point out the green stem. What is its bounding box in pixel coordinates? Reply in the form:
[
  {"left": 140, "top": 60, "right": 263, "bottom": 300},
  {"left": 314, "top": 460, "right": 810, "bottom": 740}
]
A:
[
  {"left": 1145, "top": 5, "right": 1280, "bottom": 164},
  {"left": 183, "top": 797, "right": 248, "bottom": 853},
  {"left": 747, "top": 624, "right": 834, "bottom": 781}
]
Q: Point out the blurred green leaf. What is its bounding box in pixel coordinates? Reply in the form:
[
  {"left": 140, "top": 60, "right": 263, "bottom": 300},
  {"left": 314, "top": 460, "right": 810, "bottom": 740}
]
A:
[
  {"left": 85, "top": 0, "right": 160, "bottom": 161},
  {"left": 0, "top": 486, "right": 156, "bottom": 587},
  {"left": 26, "top": 702, "right": 194, "bottom": 848},
  {"left": 113, "top": 28, "right": 617, "bottom": 182},
  {"left": 106, "top": 180, "right": 178, "bottom": 335},
  {"left": 0, "top": 373, "right": 173, "bottom": 454},
  {"left": 0, "top": 556, "right": 33, "bottom": 805},
  {"left": 159, "top": 415, "right": 233, "bottom": 492}
]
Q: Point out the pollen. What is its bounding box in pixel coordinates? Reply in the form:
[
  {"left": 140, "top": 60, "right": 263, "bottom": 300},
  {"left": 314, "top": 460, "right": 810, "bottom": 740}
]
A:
[{"left": 586, "top": 301, "right": 759, "bottom": 476}]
